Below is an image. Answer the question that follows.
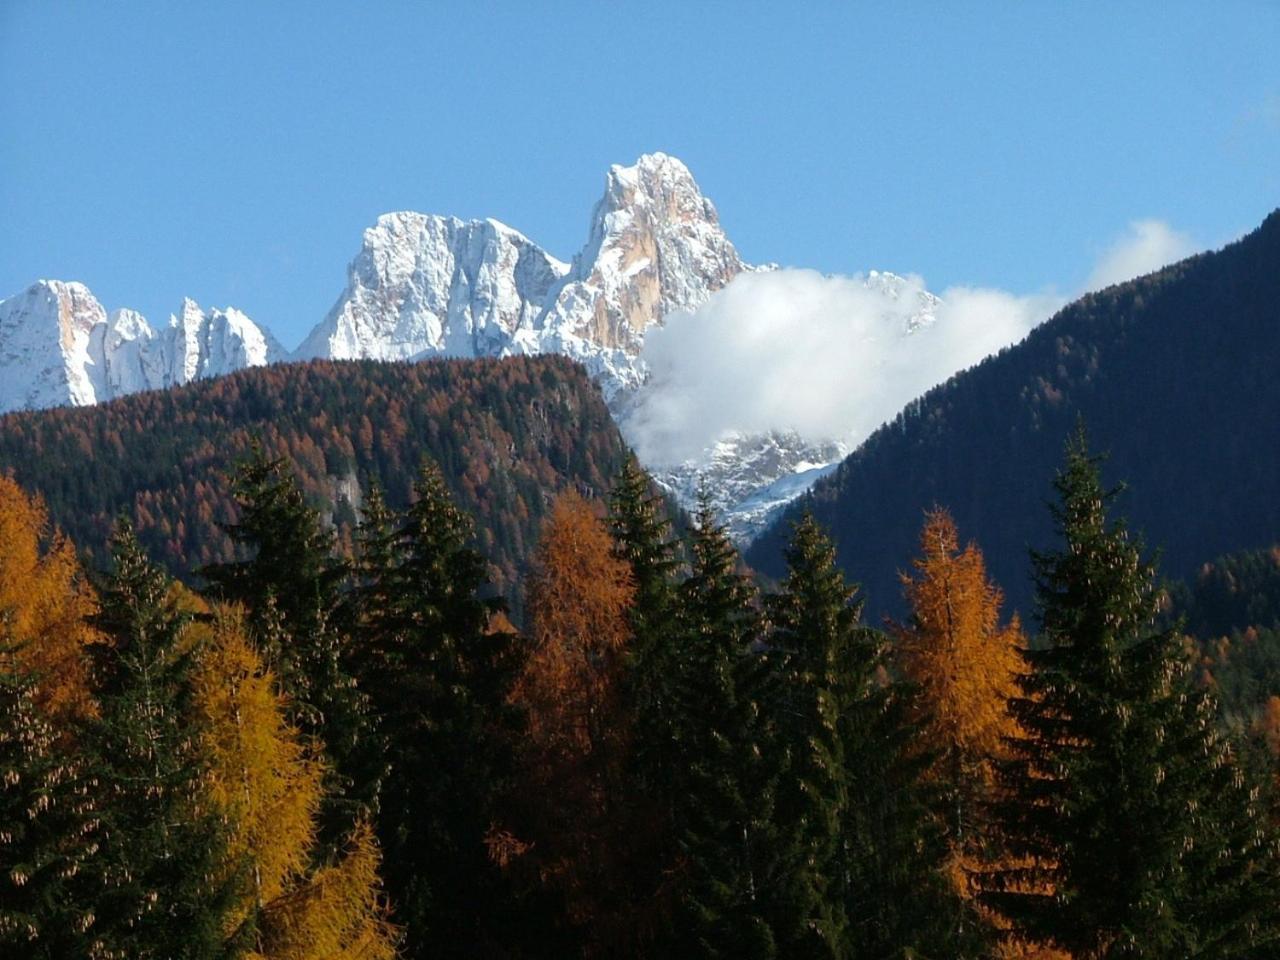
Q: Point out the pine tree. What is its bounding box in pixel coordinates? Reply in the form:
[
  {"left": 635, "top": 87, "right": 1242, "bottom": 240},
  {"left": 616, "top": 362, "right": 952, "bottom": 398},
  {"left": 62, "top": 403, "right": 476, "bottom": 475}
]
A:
[
  {"left": 350, "top": 461, "right": 514, "bottom": 960},
  {"left": 202, "top": 445, "right": 375, "bottom": 849},
  {"left": 87, "top": 521, "right": 228, "bottom": 958},
  {"left": 669, "top": 497, "right": 782, "bottom": 959},
  {"left": 984, "top": 428, "right": 1280, "bottom": 957},
  {"left": 0, "top": 630, "right": 107, "bottom": 958},
  {"left": 765, "top": 512, "right": 852, "bottom": 959}
]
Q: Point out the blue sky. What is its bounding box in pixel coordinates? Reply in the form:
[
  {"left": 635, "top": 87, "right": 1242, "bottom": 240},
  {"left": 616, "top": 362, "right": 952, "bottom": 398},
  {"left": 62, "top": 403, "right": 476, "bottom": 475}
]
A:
[{"left": 3, "top": 1, "right": 1278, "bottom": 349}]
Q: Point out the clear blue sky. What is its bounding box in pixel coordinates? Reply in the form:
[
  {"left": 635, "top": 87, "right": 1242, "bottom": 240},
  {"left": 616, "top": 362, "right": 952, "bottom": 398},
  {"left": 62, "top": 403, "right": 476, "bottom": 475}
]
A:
[{"left": 3, "top": 1, "right": 1277, "bottom": 349}]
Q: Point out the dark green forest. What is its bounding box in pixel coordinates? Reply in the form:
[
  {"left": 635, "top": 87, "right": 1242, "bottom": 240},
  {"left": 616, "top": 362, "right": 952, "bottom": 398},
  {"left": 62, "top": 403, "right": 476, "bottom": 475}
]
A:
[{"left": 749, "top": 210, "right": 1280, "bottom": 621}]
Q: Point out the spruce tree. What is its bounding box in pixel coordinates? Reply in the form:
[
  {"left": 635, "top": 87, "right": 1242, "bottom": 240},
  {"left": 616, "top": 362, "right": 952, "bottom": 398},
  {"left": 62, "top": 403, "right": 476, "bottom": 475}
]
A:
[
  {"left": 607, "top": 456, "right": 684, "bottom": 942},
  {"left": 670, "top": 498, "right": 783, "bottom": 959},
  {"left": 350, "top": 460, "right": 514, "bottom": 960},
  {"left": 766, "top": 512, "right": 851, "bottom": 959},
  {"left": 88, "top": 521, "right": 227, "bottom": 958},
  {"left": 985, "top": 428, "right": 1280, "bottom": 957},
  {"left": 0, "top": 637, "right": 106, "bottom": 958},
  {"left": 202, "top": 444, "right": 375, "bottom": 849}
]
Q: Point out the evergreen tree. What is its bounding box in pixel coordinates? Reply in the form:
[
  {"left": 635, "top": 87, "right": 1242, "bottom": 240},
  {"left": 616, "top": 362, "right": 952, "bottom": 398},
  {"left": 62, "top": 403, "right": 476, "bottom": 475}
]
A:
[
  {"left": 0, "top": 630, "right": 107, "bottom": 958},
  {"left": 670, "top": 498, "right": 783, "bottom": 959},
  {"left": 350, "top": 461, "right": 514, "bottom": 960},
  {"left": 766, "top": 512, "right": 852, "bottom": 959},
  {"left": 607, "top": 456, "right": 684, "bottom": 943},
  {"left": 838, "top": 660, "right": 974, "bottom": 958},
  {"left": 984, "top": 428, "right": 1280, "bottom": 957},
  {"left": 202, "top": 445, "right": 375, "bottom": 849},
  {"left": 88, "top": 521, "right": 228, "bottom": 958}
]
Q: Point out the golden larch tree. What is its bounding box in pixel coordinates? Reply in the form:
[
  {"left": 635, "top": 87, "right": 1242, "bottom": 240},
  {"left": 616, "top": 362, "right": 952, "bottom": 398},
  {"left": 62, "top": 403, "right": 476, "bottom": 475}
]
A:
[
  {"left": 191, "top": 604, "right": 398, "bottom": 960},
  {"left": 0, "top": 475, "right": 100, "bottom": 724},
  {"left": 897, "top": 509, "right": 1069, "bottom": 959}
]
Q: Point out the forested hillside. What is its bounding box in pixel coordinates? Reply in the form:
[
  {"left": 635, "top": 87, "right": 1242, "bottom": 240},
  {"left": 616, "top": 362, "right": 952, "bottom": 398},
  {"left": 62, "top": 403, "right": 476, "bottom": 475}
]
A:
[
  {"left": 0, "top": 355, "right": 626, "bottom": 605},
  {"left": 1169, "top": 544, "right": 1280, "bottom": 731},
  {"left": 749, "top": 210, "right": 1280, "bottom": 619}
]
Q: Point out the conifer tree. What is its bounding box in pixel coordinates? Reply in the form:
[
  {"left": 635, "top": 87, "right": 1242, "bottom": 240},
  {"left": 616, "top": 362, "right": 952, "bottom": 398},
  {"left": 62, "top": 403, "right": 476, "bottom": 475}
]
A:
[
  {"left": 202, "top": 445, "right": 374, "bottom": 848},
  {"left": 0, "top": 630, "right": 107, "bottom": 958},
  {"left": 766, "top": 512, "right": 852, "bottom": 959},
  {"left": 606, "top": 456, "right": 684, "bottom": 941},
  {"left": 88, "top": 521, "right": 227, "bottom": 958},
  {"left": 669, "top": 498, "right": 783, "bottom": 959},
  {"left": 350, "top": 461, "right": 514, "bottom": 959},
  {"left": 0, "top": 476, "right": 100, "bottom": 725},
  {"left": 191, "top": 605, "right": 398, "bottom": 959},
  {"left": 894, "top": 507, "right": 1023, "bottom": 945},
  {"left": 984, "top": 429, "right": 1280, "bottom": 957},
  {"left": 507, "top": 490, "right": 641, "bottom": 955}
]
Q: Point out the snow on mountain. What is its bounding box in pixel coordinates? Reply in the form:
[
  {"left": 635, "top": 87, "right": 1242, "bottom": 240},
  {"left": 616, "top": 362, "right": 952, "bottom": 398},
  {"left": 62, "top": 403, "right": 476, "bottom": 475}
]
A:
[
  {"left": 295, "top": 214, "right": 569, "bottom": 363},
  {"left": 623, "top": 268, "right": 942, "bottom": 540},
  {"left": 2, "top": 154, "right": 946, "bottom": 538},
  {"left": 651, "top": 431, "right": 849, "bottom": 543},
  {"left": 0, "top": 280, "right": 280, "bottom": 412},
  {"left": 297, "top": 153, "right": 744, "bottom": 401}
]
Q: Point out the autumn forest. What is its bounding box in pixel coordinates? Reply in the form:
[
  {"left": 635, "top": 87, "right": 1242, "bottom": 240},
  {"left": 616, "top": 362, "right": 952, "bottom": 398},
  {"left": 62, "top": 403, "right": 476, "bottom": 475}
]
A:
[{"left": 3, "top": 420, "right": 1280, "bottom": 960}]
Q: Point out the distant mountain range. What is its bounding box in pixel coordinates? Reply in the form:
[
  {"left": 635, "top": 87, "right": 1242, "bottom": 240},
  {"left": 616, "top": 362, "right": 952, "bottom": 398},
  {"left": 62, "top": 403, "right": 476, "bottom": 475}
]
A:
[
  {"left": 0, "top": 153, "right": 952, "bottom": 536},
  {"left": 747, "top": 210, "right": 1280, "bottom": 620}
]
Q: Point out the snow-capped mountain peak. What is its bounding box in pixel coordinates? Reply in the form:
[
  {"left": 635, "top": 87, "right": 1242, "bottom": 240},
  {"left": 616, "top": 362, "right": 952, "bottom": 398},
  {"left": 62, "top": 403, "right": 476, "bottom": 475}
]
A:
[
  {"left": 0, "top": 280, "right": 277, "bottom": 412},
  {"left": 295, "top": 212, "right": 569, "bottom": 363}
]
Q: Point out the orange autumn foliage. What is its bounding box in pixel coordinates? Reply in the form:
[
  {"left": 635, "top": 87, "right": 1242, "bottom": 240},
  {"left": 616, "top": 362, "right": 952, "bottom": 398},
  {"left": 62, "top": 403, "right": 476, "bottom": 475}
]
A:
[
  {"left": 897, "top": 507, "right": 1024, "bottom": 774},
  {"left": 514, "top": 490, "right": 635, "bottom": 762},
  {"left": 507, "top": 490, "right": 639, "bottom": 948},
  {"left": 0, "top": 475, "right": 100, "bottom": 723},
  {"left": 897, "top": 510, "right": 1069, "bottom": 957}
]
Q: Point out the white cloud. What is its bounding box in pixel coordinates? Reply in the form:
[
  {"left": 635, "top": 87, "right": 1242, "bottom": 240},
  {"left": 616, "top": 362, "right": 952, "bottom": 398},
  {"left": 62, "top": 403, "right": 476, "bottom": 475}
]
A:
[
  {"left": 623, "top": 269, "right": 1062, "bottom": 465},
  {"left": 624, "top": 217, "right": 1198, "bottom": 467},
  {"left": 1084, "top": 219, "right": 1197, "bottom": 292}
]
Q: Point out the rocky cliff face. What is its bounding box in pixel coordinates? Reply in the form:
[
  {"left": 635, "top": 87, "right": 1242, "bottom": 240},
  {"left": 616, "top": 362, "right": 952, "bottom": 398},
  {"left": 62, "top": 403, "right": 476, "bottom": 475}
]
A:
[
  {"left": 296, "top": 153, "right": 744, "bottom": 400},
  {"left": 0, "top": 281, "right": 281, "bottom": 411},
  {"left": 294, "top": 214, "right": 569, "bottom": 364}
]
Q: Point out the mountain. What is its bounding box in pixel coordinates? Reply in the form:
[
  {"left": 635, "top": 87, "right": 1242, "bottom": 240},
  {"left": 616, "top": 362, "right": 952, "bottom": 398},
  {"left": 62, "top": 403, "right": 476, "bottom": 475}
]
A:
[
  {"left": 0, "top": 354, "right": 626, "bottom": 610},
  {"left": 1, "top": 153, "right": 956, "bottom": 537},
  {"left": 294, "top": 215, "right": 570, "bottom": 364},
  {"left": 0, "top": 280, "right": 282, "bottom": 411},
  {"left": 747, "top": 210, "right": 1280, "bottom": 619},
  {"left": 296, "top": 152, "right": 745, "bottom": 401}
]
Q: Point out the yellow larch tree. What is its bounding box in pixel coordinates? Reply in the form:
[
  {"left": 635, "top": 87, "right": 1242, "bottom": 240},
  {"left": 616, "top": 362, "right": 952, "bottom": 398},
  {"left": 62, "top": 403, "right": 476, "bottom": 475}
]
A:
[
  {"left": 895, "top": 508, "right": 1063, "bottom": 956},
  {"left": 0, "top": 475, "right": 100, "bottom": 724},
  {"left": 191, "top": 604, "right": 398, "bottom": 960}
]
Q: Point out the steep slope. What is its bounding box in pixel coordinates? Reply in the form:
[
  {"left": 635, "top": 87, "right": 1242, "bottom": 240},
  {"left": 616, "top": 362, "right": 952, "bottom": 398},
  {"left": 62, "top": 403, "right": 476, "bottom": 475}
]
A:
[
  {"left": 536, "top": 151, "right": 746, "bottom": 396},
  {"left": 296, "top": 152, "right": 744, "bottom": 400},
  {"left": 0, "top": 355, "right": 625, "bottom": 607},
  {"left": 294, "top": 214, "right": 569, "bottom": 363},
  {"left": 747, "top": 210, "right": 1280, "bottom": 619},
  {"left": 0, "top": 280, "right": 281, "bottom": 411}
]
